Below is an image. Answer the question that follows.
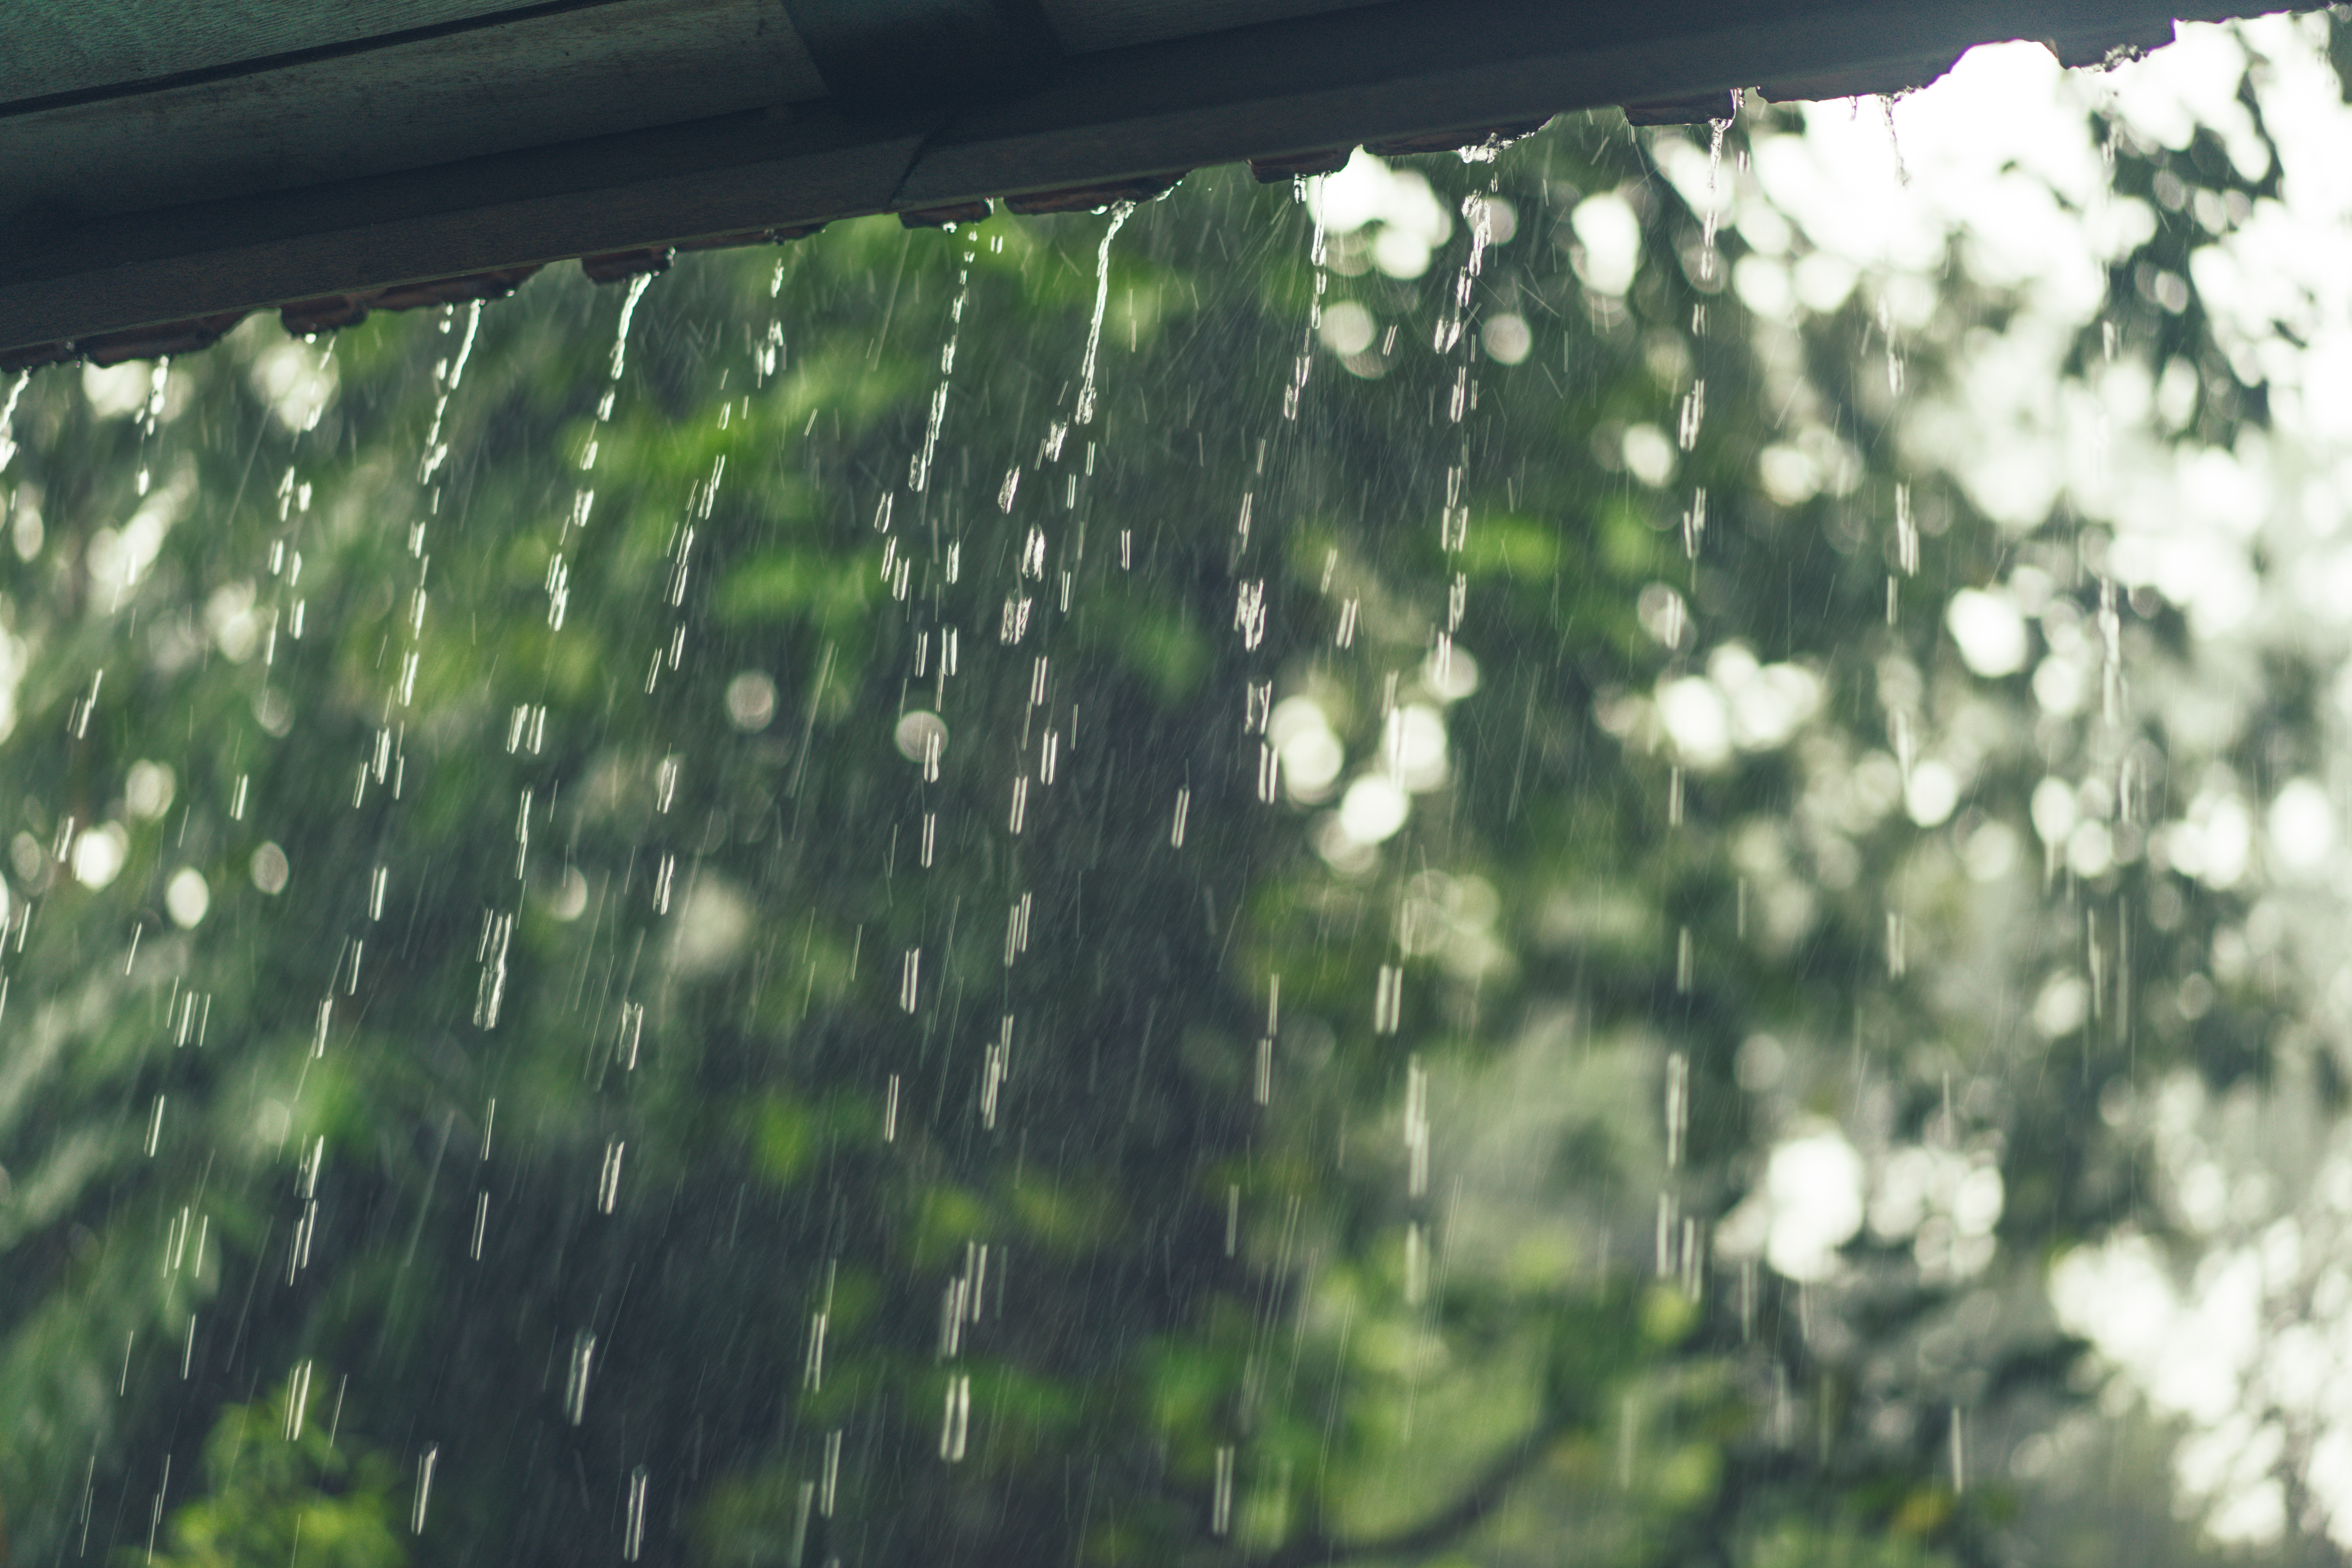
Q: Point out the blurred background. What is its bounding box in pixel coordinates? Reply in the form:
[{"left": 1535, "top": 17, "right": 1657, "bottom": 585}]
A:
[{"left": 6, "top": 13, "right": 2352, "bottom": 1565}]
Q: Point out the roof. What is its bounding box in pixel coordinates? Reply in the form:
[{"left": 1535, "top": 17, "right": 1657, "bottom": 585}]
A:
[{"left": 0, "top": 0, "right": 2288, "bottom": 365}]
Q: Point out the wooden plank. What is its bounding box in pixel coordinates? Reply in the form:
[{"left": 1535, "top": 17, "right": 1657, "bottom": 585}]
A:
[
  {"left": 0, "top": 0, "right": 828, "bottom": 226},
  {"left": 0, "top": 0, "right": 528, "bottom": 105}
]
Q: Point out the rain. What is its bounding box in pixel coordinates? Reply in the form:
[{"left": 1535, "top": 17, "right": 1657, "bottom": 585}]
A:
[{"left": 12, "top": 14, "right": 2352, "bottom": 1567}]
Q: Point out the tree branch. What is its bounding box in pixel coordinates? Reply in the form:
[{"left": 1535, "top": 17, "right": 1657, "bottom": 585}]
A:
[{"left": 1259, "top": 1417, "right": 1560, "bottom": 1568}]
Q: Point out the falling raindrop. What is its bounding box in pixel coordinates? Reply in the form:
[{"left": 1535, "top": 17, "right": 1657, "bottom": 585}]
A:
[{"left": 1073, "top": 203, "right": 1136, "bottom": 426}]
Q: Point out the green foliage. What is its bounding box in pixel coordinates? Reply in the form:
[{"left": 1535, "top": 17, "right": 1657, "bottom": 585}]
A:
[
  {"left": 0, "top": 61, "right": 2313, "bottom": 1568},
  {"left": 142, "top": 1378, "right": 406, "bottom": 1568}
]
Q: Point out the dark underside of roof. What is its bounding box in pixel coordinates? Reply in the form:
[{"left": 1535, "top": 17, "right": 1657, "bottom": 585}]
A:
[{"left": 0, "top": 0, "right": 2294, "bottom": 366}]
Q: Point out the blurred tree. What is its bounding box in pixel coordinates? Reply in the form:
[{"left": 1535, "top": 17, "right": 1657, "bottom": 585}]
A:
[
  {"left": 0, "top": 33, "right": 2330, "bottom": 1568},
  {"left": 146, "top": 1377, "right": 406, "bottom": 1568}
]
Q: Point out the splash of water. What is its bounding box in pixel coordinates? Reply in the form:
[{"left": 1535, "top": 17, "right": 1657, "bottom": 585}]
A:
[
  {"left": 1880, "top": 94, "right": 1911, "bottom": 186},
  {"left": 1284, "top": 188, "right": 1328, "bottom": 420},
  {"left": 419, "top": 301, "right": 483, "bottom": 482},
  {"left": 609, "top": 273, "right": 654, "bottom": 385},
  {"left": 1073, "top": 202, "right": 1135, "bottom": 426},
  {"left": 0, "top": 370, "right": 29, "bottom": 473},
  {"left": 911, "top": 247, "right": 976, "bottom": 493},
  {"left": 1699, "top": 116, "right": 1730, "bottom": 280},
  {"left": 1433, "top": 191, "right": 1494, "bottom": 355}
]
